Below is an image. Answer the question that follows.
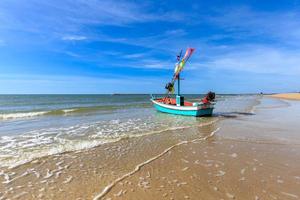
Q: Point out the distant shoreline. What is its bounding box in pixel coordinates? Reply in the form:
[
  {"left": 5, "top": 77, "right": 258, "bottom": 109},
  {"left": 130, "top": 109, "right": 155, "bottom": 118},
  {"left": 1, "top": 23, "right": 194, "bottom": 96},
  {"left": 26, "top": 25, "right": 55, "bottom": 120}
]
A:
[{"left": 268, "top": 92, "right": 300, "bottom": 100}]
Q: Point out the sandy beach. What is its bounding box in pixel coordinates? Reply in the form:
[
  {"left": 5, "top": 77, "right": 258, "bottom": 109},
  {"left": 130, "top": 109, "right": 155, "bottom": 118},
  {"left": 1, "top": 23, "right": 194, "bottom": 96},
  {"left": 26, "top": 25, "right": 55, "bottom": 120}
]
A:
[
  {"left": 269, "top": 93, "right": 300, "bottom": 101},
  {"left": 1, "top": 96, "right": 300, "bottom": 200},
  {"left": 2, "top": 0, "right": 300, "bottom": 199}
]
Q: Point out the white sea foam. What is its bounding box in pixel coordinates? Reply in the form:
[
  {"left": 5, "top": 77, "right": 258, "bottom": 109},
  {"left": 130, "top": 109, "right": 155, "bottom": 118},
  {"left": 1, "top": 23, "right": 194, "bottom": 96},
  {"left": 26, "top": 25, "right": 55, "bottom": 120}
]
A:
[
  {"left": 63, "top": 176, "right": 73, "bottom": 184},
  {"left": 230, "top": 153, "right": 238, "bottom": 158},
  {"left": 0, "top": 113, "right": 219, "bottom": 168},
  {"left": 0, "top": 139, "right": 108, "bottom": 168},
  {"left": 62, "top": 109, "right": 77, "bottom": 113},
  {"left": 0, "top": 111, "right": 48, "bottom": 120},
  {"left": 93, "top": 127, "right": 220, "bottom": 200},
  {"left": 281, "top": 192, "right": 298, "bottom": 199},
  {"left": 2, "top": 170, "right": 31, "bottom": 184},
  {"left": 0, "top": 108, "right": 77, "bottom": 121},
  {"left": 215, "top": 170, "right": 226, "bottom": 177}
]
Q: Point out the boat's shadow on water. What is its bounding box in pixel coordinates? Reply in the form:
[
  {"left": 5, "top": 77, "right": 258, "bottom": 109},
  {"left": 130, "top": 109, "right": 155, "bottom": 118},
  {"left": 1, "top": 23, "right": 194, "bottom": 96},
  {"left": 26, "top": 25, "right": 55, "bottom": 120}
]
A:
[{"left": 213, "top": 112, "right": 255, "bottom": 118}]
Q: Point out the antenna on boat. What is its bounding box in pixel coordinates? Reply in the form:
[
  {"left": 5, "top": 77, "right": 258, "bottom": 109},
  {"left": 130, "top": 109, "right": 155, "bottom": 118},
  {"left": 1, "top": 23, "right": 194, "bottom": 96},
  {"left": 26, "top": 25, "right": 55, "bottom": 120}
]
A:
[{"left": 177, "top": 50, "right": 182, "bottom": 61}]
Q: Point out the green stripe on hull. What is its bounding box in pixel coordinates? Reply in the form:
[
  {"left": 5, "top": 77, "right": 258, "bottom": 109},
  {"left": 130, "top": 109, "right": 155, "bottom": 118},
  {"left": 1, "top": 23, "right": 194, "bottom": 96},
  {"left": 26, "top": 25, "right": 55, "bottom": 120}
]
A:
[{"left": 153, "top": 104, "right": 213, "bottom": 117}]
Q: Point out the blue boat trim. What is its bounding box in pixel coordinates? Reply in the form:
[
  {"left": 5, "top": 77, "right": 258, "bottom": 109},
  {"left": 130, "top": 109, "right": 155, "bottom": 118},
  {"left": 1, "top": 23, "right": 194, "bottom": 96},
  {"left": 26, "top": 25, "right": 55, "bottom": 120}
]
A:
[{"left": 151, "top": 99, "right": 214, "bottom": 117}]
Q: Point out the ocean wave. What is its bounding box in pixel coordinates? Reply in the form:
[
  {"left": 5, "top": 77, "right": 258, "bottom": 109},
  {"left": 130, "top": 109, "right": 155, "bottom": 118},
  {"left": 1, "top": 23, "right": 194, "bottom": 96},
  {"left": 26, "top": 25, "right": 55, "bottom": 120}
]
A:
[
  {"left": 0, "top": 103, "right": 151, "bottom": 121},
  {"left": 0, "top": 111, "right": 48, "bottom": 120},
  {"left": 0, "top": 139, "right": 113, "bottom": 169},
  {"left": 0, "top": 116, "right": 219, "bottom": 168}
]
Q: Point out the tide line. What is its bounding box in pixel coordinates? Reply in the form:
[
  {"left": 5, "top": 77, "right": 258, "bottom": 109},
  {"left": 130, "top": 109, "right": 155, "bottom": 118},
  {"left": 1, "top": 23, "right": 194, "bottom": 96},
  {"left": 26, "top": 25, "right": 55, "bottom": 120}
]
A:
[{"left": 93, "top": 127, "right": 220, "bottom": 200}]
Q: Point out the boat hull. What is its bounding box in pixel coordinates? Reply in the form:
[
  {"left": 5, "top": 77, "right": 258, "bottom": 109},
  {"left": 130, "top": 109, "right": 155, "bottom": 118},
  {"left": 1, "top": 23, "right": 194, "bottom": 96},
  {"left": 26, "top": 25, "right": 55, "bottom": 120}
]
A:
[{"left": 152, "top": 99, "right": 213, "bottom": 117}]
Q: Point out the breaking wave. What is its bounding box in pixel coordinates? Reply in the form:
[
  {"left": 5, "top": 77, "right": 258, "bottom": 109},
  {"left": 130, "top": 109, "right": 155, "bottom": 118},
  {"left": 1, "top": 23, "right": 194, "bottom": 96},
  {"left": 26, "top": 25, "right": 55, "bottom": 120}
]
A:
[
  {"left": 0, "top": 111, "right": 48, "bottom": 120},
  {"left": 0, "top": 116, "right": 219, "bottom": 168},
  {"left": 0, "top": 103, "right": 151, "bottom": 120}
]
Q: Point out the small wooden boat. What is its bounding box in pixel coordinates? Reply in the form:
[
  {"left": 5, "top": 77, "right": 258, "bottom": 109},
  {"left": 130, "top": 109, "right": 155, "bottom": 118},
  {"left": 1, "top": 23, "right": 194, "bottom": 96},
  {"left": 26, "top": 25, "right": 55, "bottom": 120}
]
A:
[
  {"left": 151, "top": 48, "right": 215, "bottom": 117},
  {"left": 151, "top": 96, "right": 214, "bottom": 117}
]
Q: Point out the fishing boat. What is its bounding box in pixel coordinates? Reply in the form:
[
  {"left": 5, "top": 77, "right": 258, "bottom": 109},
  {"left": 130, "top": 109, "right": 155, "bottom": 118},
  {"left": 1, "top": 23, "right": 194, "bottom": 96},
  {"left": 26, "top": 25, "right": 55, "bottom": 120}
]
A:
[{"left": 151, "top": 48, "right": 215, "bottom": 117}]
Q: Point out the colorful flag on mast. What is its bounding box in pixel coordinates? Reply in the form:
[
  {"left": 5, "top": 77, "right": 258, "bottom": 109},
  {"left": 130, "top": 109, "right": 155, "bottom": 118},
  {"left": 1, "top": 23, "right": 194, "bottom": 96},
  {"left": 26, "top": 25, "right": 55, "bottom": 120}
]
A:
[
  {"left": 166, "top": 48, "right": 195, "bottom": 94},
  {"left": 174, "top": 48, "right": 195, "bottom": 78}
]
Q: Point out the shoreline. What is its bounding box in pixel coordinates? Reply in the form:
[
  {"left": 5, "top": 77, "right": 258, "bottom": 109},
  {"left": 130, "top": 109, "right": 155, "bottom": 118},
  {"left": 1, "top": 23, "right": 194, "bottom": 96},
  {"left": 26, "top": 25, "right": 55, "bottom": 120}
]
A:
[
  {"left": 268, "top": 93, "right": 300, "bottom": 100},
  {"left": 0, "top": 118, "right": 220, "bottom": 199},
  {"left": 1, "top": 97, "right": 300, "bottom": 199}
]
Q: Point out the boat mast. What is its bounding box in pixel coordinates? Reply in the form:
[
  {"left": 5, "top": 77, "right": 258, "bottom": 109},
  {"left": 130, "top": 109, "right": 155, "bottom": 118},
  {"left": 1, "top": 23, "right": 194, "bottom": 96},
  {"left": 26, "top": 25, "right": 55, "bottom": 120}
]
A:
[
  {"left": 176, "top": 73, "right": 183, "bottom": 106},
  {"left": 172, "top": 48, "right": 194, "bottom": 106},
  {"left": 177, "top": 74, "right": 180, "bottom": 96}
]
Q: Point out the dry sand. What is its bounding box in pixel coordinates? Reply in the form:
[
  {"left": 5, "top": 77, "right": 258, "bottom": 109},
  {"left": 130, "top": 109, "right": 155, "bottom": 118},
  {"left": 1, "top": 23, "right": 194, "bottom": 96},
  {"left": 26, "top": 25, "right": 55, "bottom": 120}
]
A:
[{"left": 269, "top": 93, "right": 300, "bottom": 100}]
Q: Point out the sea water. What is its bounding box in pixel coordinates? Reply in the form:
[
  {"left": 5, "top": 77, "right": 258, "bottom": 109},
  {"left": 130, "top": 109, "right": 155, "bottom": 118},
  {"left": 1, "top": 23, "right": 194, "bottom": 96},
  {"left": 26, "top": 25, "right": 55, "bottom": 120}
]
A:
[{"left": 0, "top": 94, "right": 259, "bottom": 168}]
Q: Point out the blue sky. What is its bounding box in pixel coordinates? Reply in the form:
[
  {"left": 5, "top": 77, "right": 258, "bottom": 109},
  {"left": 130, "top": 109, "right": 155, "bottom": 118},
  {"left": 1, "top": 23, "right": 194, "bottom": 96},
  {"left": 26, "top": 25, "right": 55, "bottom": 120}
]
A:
[{"left": 0, "top": 0, "right": 300, "bottom": 94}]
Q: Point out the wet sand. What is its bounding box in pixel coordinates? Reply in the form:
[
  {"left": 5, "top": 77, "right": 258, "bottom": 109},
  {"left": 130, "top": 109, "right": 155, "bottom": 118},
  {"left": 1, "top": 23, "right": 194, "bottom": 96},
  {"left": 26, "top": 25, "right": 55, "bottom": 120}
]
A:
[
  {"left": 1, "top": 97, "right": 300, "bottom": 200},
  {"left": 269, "top": 93, "right": 300, "bottom": 100}
]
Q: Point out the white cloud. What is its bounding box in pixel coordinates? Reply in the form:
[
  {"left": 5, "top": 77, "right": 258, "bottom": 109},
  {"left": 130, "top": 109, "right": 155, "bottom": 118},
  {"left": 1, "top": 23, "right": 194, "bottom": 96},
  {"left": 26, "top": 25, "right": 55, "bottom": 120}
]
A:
[
  {"left": 195, "top": 45, "right": 300, "bottom": 76},
  {"left": 142, "top": 60, "right": 173, "bottom": 69},
  {"left": 0, "top": 74, "right": 167, "bottom": 94},
  {"left": 209, "top": 7, "right": 300, "bottom": 45},
  {"left": 0, "top": 0, "right": 186, "bottom": 36},
  {"left": 122, "top": 53, "right": 148, "bottom": 59},
  {"left": 164, "top": 29, "right": 187, "bottom": 37},
  {"left": 62, "top": 35, "right": 87, "bottom": 41},
  {"left": 110, "top": 58, "right": 174, "bottom": 70},
  {"left": 1, "top": 2, "right": 300, "bottom": 80}
]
